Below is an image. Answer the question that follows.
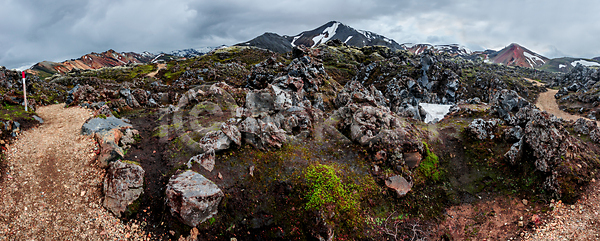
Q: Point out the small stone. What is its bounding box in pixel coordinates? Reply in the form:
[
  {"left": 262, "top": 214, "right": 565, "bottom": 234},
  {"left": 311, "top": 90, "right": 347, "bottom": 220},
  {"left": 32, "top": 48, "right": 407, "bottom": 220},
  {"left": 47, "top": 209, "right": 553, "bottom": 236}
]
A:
[
  {"left": 570, "top": 205, "right": 575, "bottom": 210},
  {"left": 522, "top": 199, "right": 528, "bottom": 206},
  {"left": 218, "top": 172, "right": 223, "bottom": 179},
  {"left": 518, "top": 221, "right": 524, "bottom": 227},
  {"left": 249, "top": 165, "right": 255, "bottom": 177},
  {"left": 385, "top": 175, "right": 412, "bottom": 197}
]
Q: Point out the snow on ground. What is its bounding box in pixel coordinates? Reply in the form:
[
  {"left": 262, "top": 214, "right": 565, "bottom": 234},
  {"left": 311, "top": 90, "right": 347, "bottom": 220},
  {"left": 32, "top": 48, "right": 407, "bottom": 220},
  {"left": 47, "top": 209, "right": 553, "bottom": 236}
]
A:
[
  {"left": 559, "top": 64, "right": 567, "bottom": 69},
  {"left": 571, "top": 60, "right": 600, "bottom": 67},
  {"left": 291, "top": 34, "right": 303, "bottom": 47},
  {"left": 344, "top": 36, "right": 353, "bottom": 43},
  {"left": 312, "top": 23, "right": 340, "bottom": 47},
  {"left": 419, "top": 103, "right": 453, "bottom": 123}
]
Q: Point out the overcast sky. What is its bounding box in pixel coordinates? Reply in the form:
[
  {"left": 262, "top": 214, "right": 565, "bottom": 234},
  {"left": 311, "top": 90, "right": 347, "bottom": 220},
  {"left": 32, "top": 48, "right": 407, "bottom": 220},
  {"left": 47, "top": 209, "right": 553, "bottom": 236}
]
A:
[{"left": 1, "top": 0, "right": 599, "bottom": 70}]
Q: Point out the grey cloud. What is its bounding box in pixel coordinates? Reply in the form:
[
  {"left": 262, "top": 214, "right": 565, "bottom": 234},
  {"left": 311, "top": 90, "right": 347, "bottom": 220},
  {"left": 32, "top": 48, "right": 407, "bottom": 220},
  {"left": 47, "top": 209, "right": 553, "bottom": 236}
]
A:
[{"left": 1, "top": 0, "right": 600, "bottom": 69}]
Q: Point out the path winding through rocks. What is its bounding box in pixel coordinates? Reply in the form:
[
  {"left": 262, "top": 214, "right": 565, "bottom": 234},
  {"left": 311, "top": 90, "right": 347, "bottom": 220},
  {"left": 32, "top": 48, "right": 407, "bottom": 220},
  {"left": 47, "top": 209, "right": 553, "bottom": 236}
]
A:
[
  {"left": 521, "top": 88, "right": 600, "bottom": 240},
  {"left": 536, "top": 88, "right": 600, "bottom": 126},
  {"left": 0, "top": 104, "right": 147, "bottom": 240}
]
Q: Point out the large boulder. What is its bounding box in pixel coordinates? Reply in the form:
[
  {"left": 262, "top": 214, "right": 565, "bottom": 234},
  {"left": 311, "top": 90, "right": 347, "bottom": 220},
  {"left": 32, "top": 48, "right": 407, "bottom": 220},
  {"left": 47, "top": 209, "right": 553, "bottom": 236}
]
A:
[
  {"left": 466, "top": 118, "right": 501, "bottom": 140},
  {"left": 120, "top": 88, "right": 140, "bottom": 108},
  {"left": 94, "top": 129, "right": 125, "bottom": 167},
  {"left": 166, "top": 171, "right": 224, "bottom": 227},
  {"left": 490, "top": 89, "right": 530, "bottom": 124},
  {"left": 82, "top": 117, "right": 133, "bottom": 167},
  {"left": 103, "top": 160, "right": 144, "bottom": 217},
  {"left": 572, "top": 118, "right": 598, "bottom": 135},
  {"left": 334, "top": 81, "right": 424, "bottom": 166},
  {"left": 502, "top": 106, "right": 599, "bottom": 199},
  {"left": 239, "top": 117, "right": 287, "bottom": 151},
  {"left": 81, "top": 117, "right": 132, "bottom": 135}
]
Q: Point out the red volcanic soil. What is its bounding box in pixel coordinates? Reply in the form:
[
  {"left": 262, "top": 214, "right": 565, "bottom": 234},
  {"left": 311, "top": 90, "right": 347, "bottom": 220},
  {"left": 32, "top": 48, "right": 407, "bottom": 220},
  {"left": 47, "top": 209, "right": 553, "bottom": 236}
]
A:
[{"left": 489, "top": 43, "right": 548, "bottom": 68}]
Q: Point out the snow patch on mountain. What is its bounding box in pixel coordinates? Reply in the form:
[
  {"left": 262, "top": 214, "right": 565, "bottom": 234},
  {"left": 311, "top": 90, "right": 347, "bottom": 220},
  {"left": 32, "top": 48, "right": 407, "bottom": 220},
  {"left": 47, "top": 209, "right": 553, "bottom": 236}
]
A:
[
  {"left": 559, "top": 64, "right": 567, "bottom": 69},
  {"left": 571, "top": 60, "right": 600, "bottom": 67},
  {"left": 311, "top": 22, "right": 340, "bottom": 47},
  {"left": 523, "top": 52, "right": 545, "bottom": 67},
  {"left": 344, "top": 36, "right": 353, "bottom": 43},
  {"left": 291, "top": 34, "right": 303, "bottom": 47}
]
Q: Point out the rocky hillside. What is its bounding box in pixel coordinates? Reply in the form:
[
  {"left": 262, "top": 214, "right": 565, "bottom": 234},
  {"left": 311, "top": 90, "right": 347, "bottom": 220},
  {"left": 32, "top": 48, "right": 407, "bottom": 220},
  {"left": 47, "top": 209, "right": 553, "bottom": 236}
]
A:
[{"left": 3, "top": 41, "right": 600, "bottom": 240}]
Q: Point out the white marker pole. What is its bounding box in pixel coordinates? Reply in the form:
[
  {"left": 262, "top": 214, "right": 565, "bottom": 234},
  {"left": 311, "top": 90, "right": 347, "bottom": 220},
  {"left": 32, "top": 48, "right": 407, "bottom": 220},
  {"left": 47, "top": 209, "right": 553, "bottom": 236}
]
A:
[{"left": 22, "top": 71, "right": 27, "bottom": 112}]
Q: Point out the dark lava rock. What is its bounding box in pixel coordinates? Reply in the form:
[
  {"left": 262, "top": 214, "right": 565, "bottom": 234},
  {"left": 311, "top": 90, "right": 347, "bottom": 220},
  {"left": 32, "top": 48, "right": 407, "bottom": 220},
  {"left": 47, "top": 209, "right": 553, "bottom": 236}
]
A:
[
  {"left": 466, "top": 118, "right": 501, "bottom": 140},
  {"left": 334, "top": 80, "right": 424, "bottom": 165},
  {"left": 490, "top": 89, "right": 530, "bottom": 124},
  {"left": 103, "top": 160, "right": 144, "bottom": 217},
  {"left": 81, "top": 117, "right": 132, "bottom": 135},
  {"left": 503, "top": 106, "right": 599, "bottom": 199},
  {"left": 572, "top": 118, "right": 597, "bottom": 135},
  {"left": 165, "top": 170, "right": 224, "bottom": 227}
]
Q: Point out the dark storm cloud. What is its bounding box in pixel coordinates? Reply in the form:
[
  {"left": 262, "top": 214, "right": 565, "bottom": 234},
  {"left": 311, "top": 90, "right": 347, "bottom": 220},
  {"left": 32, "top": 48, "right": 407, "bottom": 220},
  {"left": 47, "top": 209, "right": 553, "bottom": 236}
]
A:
[{"left": 1, "top": 0, "right": 599, "bottom": 69}]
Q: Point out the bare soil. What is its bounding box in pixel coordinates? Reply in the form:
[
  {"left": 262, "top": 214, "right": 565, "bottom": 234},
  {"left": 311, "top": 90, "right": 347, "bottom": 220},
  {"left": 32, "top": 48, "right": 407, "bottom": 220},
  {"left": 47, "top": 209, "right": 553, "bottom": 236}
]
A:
[
  {"left": 536, "top": 89, "right": 599, "bottom": 126},
  {"left": 147, "top": 64, "right": 166, "bottom": 78},
  {"left": 0, "top": 104, "right": 150, "bottom": 240}
]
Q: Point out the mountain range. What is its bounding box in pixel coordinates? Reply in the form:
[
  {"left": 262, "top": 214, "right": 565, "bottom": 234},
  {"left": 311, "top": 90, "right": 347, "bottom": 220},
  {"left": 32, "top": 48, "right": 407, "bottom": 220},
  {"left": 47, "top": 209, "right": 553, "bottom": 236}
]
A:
[{"left": 22, "top": 21, "right": 600, "bottom": 77}]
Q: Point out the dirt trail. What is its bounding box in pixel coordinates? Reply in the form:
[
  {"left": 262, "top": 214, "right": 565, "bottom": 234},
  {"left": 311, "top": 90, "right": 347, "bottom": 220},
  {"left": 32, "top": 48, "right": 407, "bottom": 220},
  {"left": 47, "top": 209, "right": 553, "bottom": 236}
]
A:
[
  {"left": 0, "top": 104, "right": 142, "bottom": 240},
  {"left": 536, "top": 88, "right": 600, "bottom": 126},
  {"left": 521, "top": 88, "right": 600, "bottom": 240},
  {"left": 147, "top": 63, "right": 166, "bottom": 78}
]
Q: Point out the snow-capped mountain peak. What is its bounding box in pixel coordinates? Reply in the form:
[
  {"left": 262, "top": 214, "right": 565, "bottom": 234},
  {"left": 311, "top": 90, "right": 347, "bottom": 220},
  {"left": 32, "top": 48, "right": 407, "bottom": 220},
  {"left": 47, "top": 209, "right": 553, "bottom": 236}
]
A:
[{"left": 236, "top": 21, "right": 404, "bottom": 53}]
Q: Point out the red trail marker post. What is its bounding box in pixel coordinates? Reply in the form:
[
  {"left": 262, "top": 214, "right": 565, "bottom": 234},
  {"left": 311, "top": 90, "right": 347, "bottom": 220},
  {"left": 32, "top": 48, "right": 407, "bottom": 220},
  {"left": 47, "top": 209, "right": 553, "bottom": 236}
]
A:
[{"left": 22, "top": 71, "right": 27, "bottom": 112}]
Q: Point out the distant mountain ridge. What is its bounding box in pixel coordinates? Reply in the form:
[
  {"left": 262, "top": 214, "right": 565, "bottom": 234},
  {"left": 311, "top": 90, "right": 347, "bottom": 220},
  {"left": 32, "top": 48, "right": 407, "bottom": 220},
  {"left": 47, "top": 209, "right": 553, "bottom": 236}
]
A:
[
  {"left": 402, "top": 43, "right": 473, "bottom": 57},
  {"left": 236, "top": 21, "right": 561, "bottom": 70},
  {"left": 28, "top": 50, "right": 168, "bottom": 78},
  {"left": 165, "top": 45, "right": 226, "bottom": 58},
  {"left": 24, "top": 21, "right": 600, "bottom": 78},
  {"left": 236, "top": 21, "right": 404, "bottom": 53}
]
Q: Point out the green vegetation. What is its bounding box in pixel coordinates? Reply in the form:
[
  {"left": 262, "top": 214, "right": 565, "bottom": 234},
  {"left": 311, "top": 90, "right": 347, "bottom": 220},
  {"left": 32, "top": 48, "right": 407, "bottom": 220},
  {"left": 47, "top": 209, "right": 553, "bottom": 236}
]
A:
[
  {"left": 303, "top": 163, "right": 359, "bottom": 214},
  {"left": 0, "top": 104, "right": 36, "bottom": 122},
  {"left": 417, "top": 142, "right": 442, "bottom": 182}
]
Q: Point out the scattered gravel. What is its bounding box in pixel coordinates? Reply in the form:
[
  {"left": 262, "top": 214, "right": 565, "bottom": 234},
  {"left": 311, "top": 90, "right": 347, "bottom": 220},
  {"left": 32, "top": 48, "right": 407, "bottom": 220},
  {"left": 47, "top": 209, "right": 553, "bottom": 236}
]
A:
[
  {"left": 522, "top": 179, "right": 600, "bottom": 240},
  {"left": 0, "top": 104, "right": 156, "bottom": 240}
]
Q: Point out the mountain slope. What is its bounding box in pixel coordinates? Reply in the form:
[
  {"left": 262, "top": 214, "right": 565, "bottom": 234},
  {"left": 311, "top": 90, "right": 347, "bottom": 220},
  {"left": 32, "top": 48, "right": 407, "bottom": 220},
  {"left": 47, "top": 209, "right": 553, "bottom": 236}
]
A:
[
  {"left": 29, "top": 50, "right": 162, "bottom": 78},
  {"left": 166, "top": 46, "right": 226, "bottom": 58},
  {"left": 236, "top": 33, "right": 294, "bottom": 53},
  {"left": 403, "top": 43, "right": 473, "bottom": 57},
  {"left": 236, "top": 21, "right": 404, "bottom": 53},
  {"left": 540, "top": 57, "right": 600, "bottom": 73},
  {"left": 486, "top": 43, "right": 549, "bottom": 68}
]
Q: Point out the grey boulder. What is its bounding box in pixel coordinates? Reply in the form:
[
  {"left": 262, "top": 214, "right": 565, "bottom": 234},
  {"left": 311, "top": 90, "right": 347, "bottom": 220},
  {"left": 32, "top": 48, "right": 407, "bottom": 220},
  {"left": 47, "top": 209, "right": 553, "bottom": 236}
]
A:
[
  {"left": 166, "top": 171, "right": 224, "bottom": 227},
  {"left": 103, "top": 160, "right": 144, "bottom": 217}
]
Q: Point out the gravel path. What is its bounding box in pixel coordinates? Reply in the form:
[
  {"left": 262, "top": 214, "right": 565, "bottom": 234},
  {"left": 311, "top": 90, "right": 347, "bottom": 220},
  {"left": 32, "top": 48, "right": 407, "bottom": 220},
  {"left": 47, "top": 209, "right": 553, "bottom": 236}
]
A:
[
  {"left": 518, "top": 89, "right": 600, "bottom": 240},
  {"left": 0, "top": 104, "right": 151, "bottom": 240},
  {"left": 536, "top": 88, "right": 600, "bottom": 126},
  {"left": 522, "top": 179, "right": 600, "bottom": 240}
]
